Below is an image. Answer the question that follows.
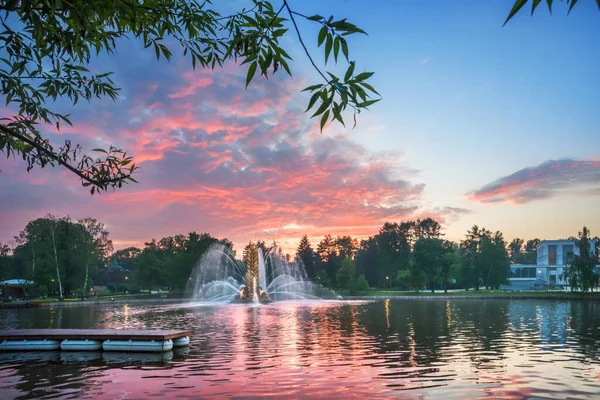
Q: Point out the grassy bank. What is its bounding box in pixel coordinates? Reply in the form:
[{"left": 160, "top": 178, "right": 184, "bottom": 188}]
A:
[
  {"left": 0, "top": 292, "right": 194, "bottom": 308},
  {"left": 340, "top": 289, "right": 600, "bottom": 300}
]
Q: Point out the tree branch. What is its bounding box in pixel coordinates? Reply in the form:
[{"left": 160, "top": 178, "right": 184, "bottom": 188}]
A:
[
  {"left": 0, "top": 124, "right": 129, "bottom": 187},
  {"left": 282, "top": 0, "right": 328, "bottom": 83}
]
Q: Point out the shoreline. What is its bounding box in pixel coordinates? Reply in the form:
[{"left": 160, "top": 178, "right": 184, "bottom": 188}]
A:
[
  {"left": 347, "top": 294, "right": 600, "bottom": 301},
  {"left": 0, "top": 297, "right": 189, "bottom": 309},
  {"left": 2, "top": 291, "right": 600, "bottom": 309}
]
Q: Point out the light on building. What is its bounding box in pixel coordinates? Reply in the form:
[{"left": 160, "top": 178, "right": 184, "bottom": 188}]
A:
[{"left": 538, "top": 270, "right": 542, "bottom": 274}]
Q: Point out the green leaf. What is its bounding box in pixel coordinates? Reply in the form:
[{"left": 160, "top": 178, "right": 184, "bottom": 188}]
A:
[
  {"left": 341, "top": 39, "right": 349, "bottom": 61},
  {"left": 504, "top": 0, "right": 528, "bottom": 26},
  {"left": 344, "top": 61, "right": 355, "bottom": 82},
  {"left": 278, "top": 57, "right": 291, "bottom": 76},
  {"left": 325, "top": 34, "right": 333, "bottom": 64},
  {"left": 354, "top": 71, "right": 374, "bottom": 82},
  {"left": 531, "top": 0, "right": 543, "bottom": 14},
  {"left": 567, "top": 0, "right": 579, "bottom": 14},
  {"left": 305, "top": 90, "right": 321, "bottom": 112},
  {"left": 272, "top": 28, "right": 288, "bottom": 37},
  {"left": 307, "top": 15, "right": 324, "bottom": 21},
  {"left": 359, "top": 81, "right": 380, "bottom": 95},
  {"left": 246, "top": 61, "right": 258, "bottom": 88},
  {"left": 302, "top": 84, "right": 323, "bottom": 92},
  {"left": 318, "top": 26, "right": 327, "bottom": 46},
  {"left": 357, "top": 99, "right": 381, "bottom": 108},
  {"left": 333, "top": 36, "right": 340, "bottom": 63},
  {"left": 320, "top": 110, "right": 330, "bottom": 132},
  {"left": 311, "top": 94, "right": 333, "bottom": 118}
]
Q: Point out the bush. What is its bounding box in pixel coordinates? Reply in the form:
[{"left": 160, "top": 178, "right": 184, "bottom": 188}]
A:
[
  {"left": 106, "top": 283, "right": 116, "bottom": 293},
  {"left": 354, "top": 274, "right": 370, "bottom": 293},
  {"left": 127, "top": 285, "right": 141, "bottom": 294},
  {"left": 397, "top": 269, "right": 427, "bottom": 292},
  {"left": 315, "top": 270, "right": 330, "bottom": 287},
  {"left": 347, "top": 274, "right": 370, "bottom": 295},
  {"left": 336, "top": 257, "right": 356, "bottom": 289},
  {"left": 32, "top": 284, "right": 48, "bottom": 297}
]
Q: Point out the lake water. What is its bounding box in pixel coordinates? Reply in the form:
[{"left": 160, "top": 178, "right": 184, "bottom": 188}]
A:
[{"left": 1, "top": 299, "right": 599, "bottom": 399}]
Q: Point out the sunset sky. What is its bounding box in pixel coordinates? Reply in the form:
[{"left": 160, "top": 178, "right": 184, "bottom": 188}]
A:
[{"left": 1, "top": 1, "right": 599, "bottom": 253}]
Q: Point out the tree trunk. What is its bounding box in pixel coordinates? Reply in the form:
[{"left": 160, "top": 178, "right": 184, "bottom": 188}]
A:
[
  {"left": 51, "top": 233, "right": 64, "bottom": 299},
  {"left": 83, "top": 261, "right": 89, "bottom": 298},
  {"left": 31, "top": 244, "right": 36, "bottom": 276}
]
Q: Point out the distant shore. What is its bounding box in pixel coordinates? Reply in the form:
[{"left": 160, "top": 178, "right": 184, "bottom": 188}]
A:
[
  {"left": 344, "top": 289, "right": 600, "bottom": 301},
  {"left": 2, "top": 290, "right": 600, "bottom": 309},
  {"left": 0, "top": 296, "right": 190, "bottom": 309}
]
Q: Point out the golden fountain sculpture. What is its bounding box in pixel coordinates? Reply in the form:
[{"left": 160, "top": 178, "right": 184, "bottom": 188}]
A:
[{"left": 239, "top": 242, "right": 270, "bottom": 303}]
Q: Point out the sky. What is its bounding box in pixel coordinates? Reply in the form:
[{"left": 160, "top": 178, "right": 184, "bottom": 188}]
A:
[{"left": 1, "top": 0, "right": 599, "bottom": 254}]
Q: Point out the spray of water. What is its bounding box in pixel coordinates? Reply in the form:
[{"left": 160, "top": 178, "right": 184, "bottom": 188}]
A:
[{"left": 188, "top": 242, "right": 340, "bottom": 303}]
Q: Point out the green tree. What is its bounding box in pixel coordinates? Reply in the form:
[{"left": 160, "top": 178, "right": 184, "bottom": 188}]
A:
[
  {"left": 477, "top": 231, "right": 510, "bottom": 290},
  {"left": 9, "top": 214, "right": 113, "bottom": 297},
  {"left": 508, "top": 238, "right": 525, "bottom": 264},
  {"left": 355, "top": 237, "right": 378, "bottom": 287},
  {"left": 114, "top": 247, "right": 142, "bottom": 272},
  {"left": 0, "top": 242, "right": 11, "bottom": 280},
  {"left": 12, "top": 218, "right": 53, "bottom": 290},
  {"left": 412, "top": 237, "right": 444, "bottom": 293},
  {"left": 316, "top": 234, "right": 340, "bottom": 282},
  {"left": 75, "top": 218, "right": 113, "bottom": 296},
  {"left": 524, "top": 239, "right": 540, "bottom": 264},
  {"left": 414, "top": 218, "right": 442, "bottom": 240},
  {"left": 375, "top": 222, "right": 412, "bottom": 287},
  {"left": 129, "top": 231, "right": 227, "bottom": 290},
  {"left": 440, "top": 241, "right": 461, "bottom": 293},
  {"left": 335, "top": 257, "right": 356, "bottom": 289},
  {"left": 40, "top": 214, "right": 66, "bottom": 299},
  {"left": 560, "top": 227, "right": 598, "bottom": 293},
  {"left": 296, "top": 235, "right": 316, "bottom": 280},
  {"left": 134, "top": 251, "right": 164, "bottom": 290},
  {"left": 334, "top": 236, "right": 358, "bottom": 259},
  {"left": 459, "top": 225, "right": 486, "bottom": 290},
  {"left": 0, "top": 0, "right": 379, "bottom": 193}
]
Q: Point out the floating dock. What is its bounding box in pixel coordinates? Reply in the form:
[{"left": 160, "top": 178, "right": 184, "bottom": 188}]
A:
[{"left": 0, "top": 329, "right": 192, "bottom": 353}]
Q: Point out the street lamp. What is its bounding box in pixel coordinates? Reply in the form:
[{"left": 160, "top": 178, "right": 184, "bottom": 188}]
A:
[{"left": 386, "top": 276, "right": 390, "bottom": 289}]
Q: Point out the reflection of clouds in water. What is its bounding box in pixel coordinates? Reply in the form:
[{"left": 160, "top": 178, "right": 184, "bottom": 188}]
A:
[{"left": 0, "top": 299, "right": 599, "bottom": 399}]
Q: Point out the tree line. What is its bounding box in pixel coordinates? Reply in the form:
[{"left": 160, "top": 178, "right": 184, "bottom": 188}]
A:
[{"left": 1, "top": 215, "right": 598, "bottom": 298}]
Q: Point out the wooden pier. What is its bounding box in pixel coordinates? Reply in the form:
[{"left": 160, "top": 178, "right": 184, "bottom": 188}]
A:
[{"left": 0, "top": 329, "right": 192, "bottom": 352}]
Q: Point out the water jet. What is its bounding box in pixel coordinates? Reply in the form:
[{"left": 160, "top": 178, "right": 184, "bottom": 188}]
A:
[{"left": 188, "top": 241, "right": 339, "bottom": 303}]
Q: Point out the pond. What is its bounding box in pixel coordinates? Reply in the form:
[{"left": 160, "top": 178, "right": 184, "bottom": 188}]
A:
[{"left": 1, "top": 299, "right": 599, "bottom": 399}]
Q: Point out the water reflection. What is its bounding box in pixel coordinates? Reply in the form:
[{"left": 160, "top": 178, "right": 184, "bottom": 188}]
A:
[{"left": 0, "top": 299, "right": 599, "bottom": 399}]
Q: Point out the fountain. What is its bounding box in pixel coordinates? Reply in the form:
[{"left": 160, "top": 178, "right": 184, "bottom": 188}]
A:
[{"left": 188, "top": 242, "right": 339, "bottom": 303}]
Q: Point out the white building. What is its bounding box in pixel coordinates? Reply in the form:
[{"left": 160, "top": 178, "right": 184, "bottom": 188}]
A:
[{"left": 507, "top": 239, "right": 598, "bottom": 290}]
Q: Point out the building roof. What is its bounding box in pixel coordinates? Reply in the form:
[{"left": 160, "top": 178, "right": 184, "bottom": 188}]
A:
[{"left": 0, "top": 279, "right": 34, "bottom": 286}]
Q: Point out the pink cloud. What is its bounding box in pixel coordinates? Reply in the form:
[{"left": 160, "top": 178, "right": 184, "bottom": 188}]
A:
[
  {"left": 467, "top": 159, "right": 600, "bottom": 204},
  {"left": 0, "top": 55, "right": 468, "bottom": 254},
  {"left": 168, "top": 76, "right": 213, "bottom": 99}
]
